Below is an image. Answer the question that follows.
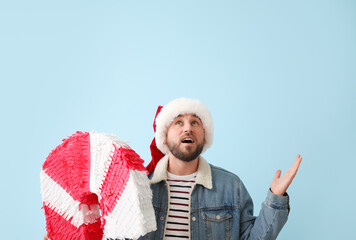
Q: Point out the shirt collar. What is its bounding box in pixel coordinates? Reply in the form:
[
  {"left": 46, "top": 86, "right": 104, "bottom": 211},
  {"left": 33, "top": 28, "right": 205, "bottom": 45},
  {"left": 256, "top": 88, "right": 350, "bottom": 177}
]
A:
[{"left": 150, "top": 155, "right": 213, "bottom": 190}]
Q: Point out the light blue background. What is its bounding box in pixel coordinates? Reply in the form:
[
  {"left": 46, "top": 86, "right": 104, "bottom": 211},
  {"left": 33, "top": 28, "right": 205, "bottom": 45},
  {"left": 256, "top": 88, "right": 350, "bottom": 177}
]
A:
[{"left": 1, "top": 0, "right": 355, "bottom": 239}]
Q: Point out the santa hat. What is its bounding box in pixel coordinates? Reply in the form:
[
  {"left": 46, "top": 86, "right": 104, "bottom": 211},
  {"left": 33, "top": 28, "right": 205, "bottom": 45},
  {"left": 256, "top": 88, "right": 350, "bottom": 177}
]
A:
[{"left": 155, "top": 98, "right": 214, "bottom": 155}]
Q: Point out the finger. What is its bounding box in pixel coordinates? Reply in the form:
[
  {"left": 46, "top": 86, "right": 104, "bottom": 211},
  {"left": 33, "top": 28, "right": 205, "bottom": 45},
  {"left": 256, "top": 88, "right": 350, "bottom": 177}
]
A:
[
  {"left": 295, "top": 154, "right": 302, "bottom": 168},
  {"left": 274, "top": 170, "right": 281, "bottom": 179},
  {"left": 286, "top": 155, "right": 302, "bottom": 179},
  {"left": 290, "top": 154, "right": 302, "bottom": 172}
]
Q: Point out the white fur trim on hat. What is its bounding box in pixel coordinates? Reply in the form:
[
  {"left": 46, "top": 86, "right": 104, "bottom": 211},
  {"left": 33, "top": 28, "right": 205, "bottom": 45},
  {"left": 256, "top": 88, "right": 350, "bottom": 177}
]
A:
[{"left": 155, "top": 98, "right": 214, "bottom": 154}]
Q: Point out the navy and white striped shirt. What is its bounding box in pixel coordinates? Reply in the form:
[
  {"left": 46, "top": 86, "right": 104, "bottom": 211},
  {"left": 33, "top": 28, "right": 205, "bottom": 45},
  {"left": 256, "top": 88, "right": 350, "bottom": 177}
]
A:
[{"left": 164, "top": 172, "right": 197, "bottom": 239}]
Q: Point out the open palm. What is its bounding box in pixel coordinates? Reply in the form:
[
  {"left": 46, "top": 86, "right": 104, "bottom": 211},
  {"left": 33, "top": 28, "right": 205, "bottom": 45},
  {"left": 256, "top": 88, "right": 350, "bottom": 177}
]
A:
[{"left": 270, "top": 154, "right": 302, "bottom": 196}]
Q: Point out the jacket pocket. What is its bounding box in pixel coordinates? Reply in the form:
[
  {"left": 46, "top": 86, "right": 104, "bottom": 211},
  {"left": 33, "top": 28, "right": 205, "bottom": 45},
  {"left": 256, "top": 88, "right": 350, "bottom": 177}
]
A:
[{"left": 202, "top": 209, "right": 232, "bottom": 240}]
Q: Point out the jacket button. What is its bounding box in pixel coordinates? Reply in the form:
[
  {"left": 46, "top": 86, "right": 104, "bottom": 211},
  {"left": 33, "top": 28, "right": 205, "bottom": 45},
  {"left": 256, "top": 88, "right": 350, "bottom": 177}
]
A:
[
  {"left": 192, "top": 217, "right": 196, "bottom": 221},
  {"left": 216, "top": 215, "right": 220, "bottom": 220},
  {"left": 160, "top": 216, "right": 164, "bottom": 221}
]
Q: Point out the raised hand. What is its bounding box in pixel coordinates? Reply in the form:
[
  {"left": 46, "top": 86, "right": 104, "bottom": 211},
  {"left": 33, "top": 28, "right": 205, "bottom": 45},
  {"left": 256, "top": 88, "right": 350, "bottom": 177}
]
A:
[{"left": 270, "top": 154, "right": 302, "bottom": 196}]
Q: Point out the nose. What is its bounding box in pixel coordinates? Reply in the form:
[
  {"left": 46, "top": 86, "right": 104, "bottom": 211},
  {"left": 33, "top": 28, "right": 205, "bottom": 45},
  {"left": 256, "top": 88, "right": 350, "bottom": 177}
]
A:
[{"left": 183, "top": 123, "right": 193, "bottom": 133}]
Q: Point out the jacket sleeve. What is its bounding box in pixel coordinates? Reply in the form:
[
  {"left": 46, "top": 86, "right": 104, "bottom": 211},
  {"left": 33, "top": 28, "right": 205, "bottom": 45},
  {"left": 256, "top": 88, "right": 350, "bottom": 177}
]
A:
[{"left": 239, "top": 181, "right": 290, "bottom": 240}]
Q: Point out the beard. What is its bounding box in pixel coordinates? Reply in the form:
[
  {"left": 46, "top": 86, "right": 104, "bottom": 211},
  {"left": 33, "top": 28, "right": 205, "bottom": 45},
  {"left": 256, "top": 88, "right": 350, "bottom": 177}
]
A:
[{"left": 167, "top": 139, "right": 204, "bottom": 162}]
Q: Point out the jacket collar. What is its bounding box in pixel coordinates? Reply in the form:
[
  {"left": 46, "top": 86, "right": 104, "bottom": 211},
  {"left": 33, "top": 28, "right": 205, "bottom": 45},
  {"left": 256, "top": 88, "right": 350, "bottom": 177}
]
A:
[{"left": 150, "top": 155, "right": 213, "bottom": 190}]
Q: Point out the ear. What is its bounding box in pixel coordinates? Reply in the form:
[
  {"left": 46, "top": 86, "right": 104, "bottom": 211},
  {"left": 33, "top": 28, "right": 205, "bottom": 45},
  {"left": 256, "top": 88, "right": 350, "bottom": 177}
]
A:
[
  {"left": 164, "top": 138, "right": 167, "bottom": 144},
  {"left": 204, "top": 138, "right": 206, "bottom": 144}
]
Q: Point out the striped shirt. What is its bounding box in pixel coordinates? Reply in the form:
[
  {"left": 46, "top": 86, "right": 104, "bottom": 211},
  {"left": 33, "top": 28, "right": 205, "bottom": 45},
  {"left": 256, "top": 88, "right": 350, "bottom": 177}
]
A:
[{"left": 164, "top": 171, "right": 197, "bottom": 240}]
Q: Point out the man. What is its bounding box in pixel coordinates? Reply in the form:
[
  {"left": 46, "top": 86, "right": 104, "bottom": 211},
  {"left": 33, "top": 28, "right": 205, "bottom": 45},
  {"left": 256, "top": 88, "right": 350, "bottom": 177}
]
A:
[
  {"left": 44, "top": 98, "right": 302, "bottom": 240},
  {"left": 143, "top": 98, "right": 302, "bottom": 239}
]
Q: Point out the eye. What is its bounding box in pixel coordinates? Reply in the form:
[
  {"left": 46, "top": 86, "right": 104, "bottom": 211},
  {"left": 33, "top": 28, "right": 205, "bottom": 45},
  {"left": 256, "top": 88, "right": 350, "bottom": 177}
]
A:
[
  {"left": 175, "top": 120, "right": 182, "bottom": 125},
  {"left": 192, "top": 120, "right": 199, "bottom": 125}
]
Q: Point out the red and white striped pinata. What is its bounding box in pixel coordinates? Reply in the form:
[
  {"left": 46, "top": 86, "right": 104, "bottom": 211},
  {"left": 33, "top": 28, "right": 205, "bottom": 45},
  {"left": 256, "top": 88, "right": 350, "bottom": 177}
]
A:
[{"left": 40, "top": 131, "right": 156, "bottom": 240}]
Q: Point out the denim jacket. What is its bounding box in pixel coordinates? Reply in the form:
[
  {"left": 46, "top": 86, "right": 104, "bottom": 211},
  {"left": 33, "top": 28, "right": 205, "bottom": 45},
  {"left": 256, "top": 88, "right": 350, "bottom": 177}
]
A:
[{"left": 140, "top": 155, "right": 290, "bottom": 240}]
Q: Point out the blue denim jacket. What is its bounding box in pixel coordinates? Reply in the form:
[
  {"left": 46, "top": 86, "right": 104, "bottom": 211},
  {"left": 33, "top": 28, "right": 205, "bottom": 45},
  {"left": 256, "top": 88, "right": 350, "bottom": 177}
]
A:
[{"left": 140, "top": 156, "right": 289, "bottom": 240}]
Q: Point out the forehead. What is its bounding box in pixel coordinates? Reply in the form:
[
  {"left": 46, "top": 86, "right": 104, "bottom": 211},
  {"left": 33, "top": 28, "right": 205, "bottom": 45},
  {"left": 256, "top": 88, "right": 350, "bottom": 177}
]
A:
[{"left": 173, "top": 113, "right": 202, "bottom": 121}]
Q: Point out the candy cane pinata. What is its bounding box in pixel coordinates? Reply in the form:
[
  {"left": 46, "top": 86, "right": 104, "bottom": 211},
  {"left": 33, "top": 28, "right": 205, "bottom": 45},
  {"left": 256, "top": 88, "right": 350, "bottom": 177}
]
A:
[{"left": 40, "top": 131, "right": 156, "bottom": 240}]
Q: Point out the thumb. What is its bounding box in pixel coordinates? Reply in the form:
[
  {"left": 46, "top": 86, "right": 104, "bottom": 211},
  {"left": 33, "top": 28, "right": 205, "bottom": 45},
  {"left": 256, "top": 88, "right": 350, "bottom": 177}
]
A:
[{"left": 274, "top": 170, "right": 282, "bottom": 179}]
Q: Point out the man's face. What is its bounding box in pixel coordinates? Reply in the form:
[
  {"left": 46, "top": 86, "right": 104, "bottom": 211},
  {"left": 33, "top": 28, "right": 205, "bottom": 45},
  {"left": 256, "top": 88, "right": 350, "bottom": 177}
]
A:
[{"left": 164, "top": 113, "right": 206, "bottom": 162}]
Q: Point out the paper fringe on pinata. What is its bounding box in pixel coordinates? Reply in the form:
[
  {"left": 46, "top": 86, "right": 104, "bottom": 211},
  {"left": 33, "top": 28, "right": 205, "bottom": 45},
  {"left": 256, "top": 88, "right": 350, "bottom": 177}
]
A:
[{"left": 40, "top": 131, "right": 156, "bottom": 240}]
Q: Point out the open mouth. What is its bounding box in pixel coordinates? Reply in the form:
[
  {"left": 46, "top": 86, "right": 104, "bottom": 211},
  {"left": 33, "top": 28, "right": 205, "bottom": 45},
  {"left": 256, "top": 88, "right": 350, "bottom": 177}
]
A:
[{"left": 181, "top": 137, "right": 195, "bottom": 144}]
